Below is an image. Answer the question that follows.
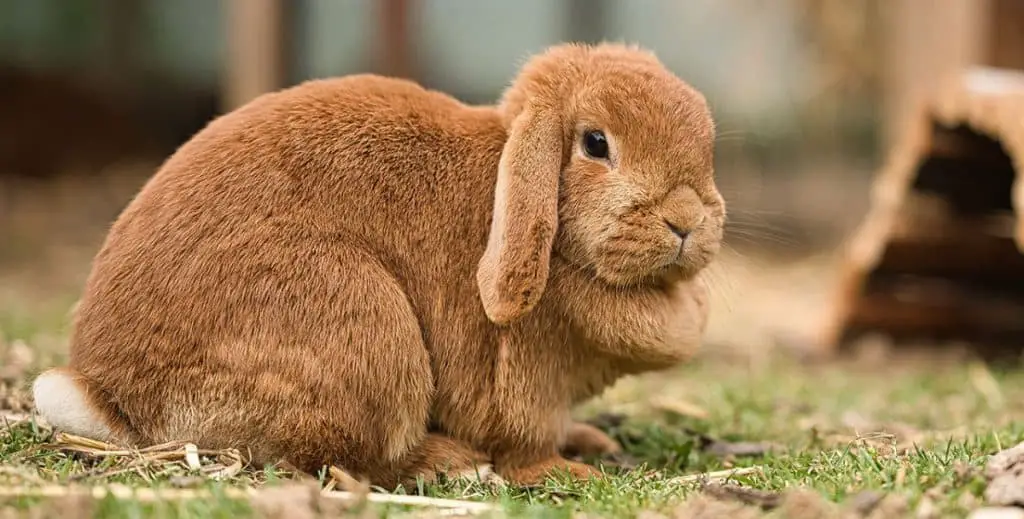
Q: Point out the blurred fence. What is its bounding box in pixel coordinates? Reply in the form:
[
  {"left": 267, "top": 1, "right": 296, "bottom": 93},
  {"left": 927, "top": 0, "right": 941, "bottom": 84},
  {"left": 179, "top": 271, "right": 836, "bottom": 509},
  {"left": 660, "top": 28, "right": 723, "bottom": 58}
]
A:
[
  {"left": 0, "top": 0, "right": 883, "bottom": 167},
  {"left": 1, "top": 0, "right": 1022, "bottom": 256}
]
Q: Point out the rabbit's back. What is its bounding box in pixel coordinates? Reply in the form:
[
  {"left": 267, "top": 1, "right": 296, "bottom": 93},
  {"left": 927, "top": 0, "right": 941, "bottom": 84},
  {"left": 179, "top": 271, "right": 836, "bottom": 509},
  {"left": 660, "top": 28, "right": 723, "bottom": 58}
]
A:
[
  {"left": 122, "top": 75, "right": 505, "bottom": 251},
  {"left": 65, "top": 75, "right": 507, "bottom": 456},
  {"left": 76, "top": 74, "right": 507, "bottom": 338}
]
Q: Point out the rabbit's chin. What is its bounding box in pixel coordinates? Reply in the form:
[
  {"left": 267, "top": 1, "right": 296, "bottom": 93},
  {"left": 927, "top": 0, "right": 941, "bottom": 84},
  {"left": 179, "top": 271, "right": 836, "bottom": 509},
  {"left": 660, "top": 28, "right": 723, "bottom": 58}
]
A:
[
  {"left": 644, "top": 263, "right": 705, "bottom": 288},
  {"left": 591, "top": 259, "right": 705, "bottom": 289},
  {"left": 554, "top": 246, "right": 711, "bottom": 289}
]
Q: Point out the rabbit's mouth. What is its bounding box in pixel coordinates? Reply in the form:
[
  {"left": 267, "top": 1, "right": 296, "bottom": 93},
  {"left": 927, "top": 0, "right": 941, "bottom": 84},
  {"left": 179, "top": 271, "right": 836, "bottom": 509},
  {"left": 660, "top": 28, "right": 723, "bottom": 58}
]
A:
[{"left": 554, "top": 194, "right": 724, "bottom": 288}]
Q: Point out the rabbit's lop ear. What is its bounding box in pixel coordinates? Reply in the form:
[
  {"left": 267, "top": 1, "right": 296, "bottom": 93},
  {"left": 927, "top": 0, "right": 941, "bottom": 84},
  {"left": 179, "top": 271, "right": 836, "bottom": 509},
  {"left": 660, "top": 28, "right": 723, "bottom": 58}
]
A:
[{"left": 477, "top": 106, "right": 563, "bottom": 326}]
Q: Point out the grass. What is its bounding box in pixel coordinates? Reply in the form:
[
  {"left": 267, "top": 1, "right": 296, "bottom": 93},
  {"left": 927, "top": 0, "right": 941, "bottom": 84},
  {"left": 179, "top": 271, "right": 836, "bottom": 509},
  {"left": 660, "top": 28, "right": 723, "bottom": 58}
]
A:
[{"left": 4, "top": 324, "right": 1024, "bottom": 518}]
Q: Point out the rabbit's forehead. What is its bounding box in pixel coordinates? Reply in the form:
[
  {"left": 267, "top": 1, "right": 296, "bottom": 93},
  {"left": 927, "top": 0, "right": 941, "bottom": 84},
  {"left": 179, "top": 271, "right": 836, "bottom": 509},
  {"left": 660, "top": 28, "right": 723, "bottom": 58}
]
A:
[
  {"left": 575, "top": 76, "right": 711, "bottom": 139},
  {"left": 573, "top": 85, "right": 714, "bottom": 173}
]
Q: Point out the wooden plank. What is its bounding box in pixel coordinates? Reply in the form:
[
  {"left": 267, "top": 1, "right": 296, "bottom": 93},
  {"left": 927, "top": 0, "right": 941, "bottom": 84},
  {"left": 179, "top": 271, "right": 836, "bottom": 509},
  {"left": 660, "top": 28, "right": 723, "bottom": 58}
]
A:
[
  {"left": 880, "top": 0, "right": 991, "bottom": 146},
  {"left": 820, "top": 63, "right": 1024, "bottom": 355},
  {"left": 989, "top": 0, "right": 1024, "bottom": 70},
  {"left": 845, "top": 275, "right": 1024, "bottom": 339},
  {"left": 376, "top": 0, "right": 413, "bottom": 78},
  {"left": 222, "top": 0, "right": 287, "bottom": 111},
  {"left": 872, "top": 238, "right": 1024, "bottom": 280}
]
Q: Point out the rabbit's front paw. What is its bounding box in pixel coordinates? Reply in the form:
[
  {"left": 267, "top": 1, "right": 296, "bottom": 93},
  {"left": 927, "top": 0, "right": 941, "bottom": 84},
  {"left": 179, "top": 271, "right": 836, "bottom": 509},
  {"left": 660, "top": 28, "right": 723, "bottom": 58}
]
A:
[
  {"left": 395, "top": 433, "right": 497, "bottom": 487},
  {"left": 498, "top": 456, "right": 603, "bottom": 487},
  {"left": 449, "top": 463, "right": 507, "bottom": 486}
]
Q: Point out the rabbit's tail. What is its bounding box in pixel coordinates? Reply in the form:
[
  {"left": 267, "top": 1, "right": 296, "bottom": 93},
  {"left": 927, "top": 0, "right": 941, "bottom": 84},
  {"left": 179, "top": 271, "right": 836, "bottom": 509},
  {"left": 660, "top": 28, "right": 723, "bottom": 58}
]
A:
[{"left": 32, "top": 367, "right": 130, "bottom": 443}]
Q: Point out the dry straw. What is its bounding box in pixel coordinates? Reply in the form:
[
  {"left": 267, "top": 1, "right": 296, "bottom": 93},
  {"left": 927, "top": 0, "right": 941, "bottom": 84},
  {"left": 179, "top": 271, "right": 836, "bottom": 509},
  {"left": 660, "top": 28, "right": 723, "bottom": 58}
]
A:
[{"left": 0, "top": 432, "right": 498, "bottom": 516}]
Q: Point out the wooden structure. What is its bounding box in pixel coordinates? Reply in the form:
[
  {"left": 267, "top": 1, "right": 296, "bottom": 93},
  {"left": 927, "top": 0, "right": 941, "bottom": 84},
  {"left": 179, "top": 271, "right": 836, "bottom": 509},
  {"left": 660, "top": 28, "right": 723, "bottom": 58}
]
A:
[
  {"left": 220, "top": 0, "right": 414, "bottom": 111},
  {"left": 821, "top": 67, "right": 1024, "bottom": 353},
  {"left": 223, "top": 0, "right": 291, "bottom": 111},
  {"left": 820, "top": 0, "right": 1024, "bottom": 354},
  {"left": 882, "top": 0, "right": 1024, "bottom": 145}
]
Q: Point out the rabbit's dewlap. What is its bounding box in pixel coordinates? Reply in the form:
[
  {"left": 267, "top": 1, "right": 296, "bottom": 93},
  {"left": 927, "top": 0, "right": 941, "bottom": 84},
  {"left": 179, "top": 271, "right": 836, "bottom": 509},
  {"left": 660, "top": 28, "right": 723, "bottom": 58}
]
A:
[{"left": 33, "top": 42, "right": 722, "bottom": 488}]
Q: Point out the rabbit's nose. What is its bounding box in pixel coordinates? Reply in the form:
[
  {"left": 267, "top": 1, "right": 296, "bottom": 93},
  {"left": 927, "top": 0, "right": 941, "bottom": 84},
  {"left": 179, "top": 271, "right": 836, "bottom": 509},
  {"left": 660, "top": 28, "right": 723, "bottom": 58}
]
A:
[{"left": 665, "top": 220, "right": 690, "bottom": 242}]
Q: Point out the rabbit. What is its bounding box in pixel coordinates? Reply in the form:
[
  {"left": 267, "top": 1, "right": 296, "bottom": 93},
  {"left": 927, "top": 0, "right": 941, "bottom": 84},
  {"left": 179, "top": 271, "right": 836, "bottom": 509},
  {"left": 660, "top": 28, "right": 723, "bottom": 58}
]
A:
[{"left": 32, "top": 42, "right": 723, "bottom": 488}]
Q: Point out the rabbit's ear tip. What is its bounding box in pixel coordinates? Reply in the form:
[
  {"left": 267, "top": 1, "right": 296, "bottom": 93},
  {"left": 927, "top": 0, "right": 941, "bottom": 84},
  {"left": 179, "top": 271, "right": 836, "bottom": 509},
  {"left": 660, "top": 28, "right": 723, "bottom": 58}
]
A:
[
  {"left": 480, "top": 296, "right": 535, "bottom": 327},
  {"left": 482, "top": 305, "right": 515, "bottom": 327},
  {"left": 477, "top": 263, "right": 545, "bottom": 326},
  {"left": 477, "top": 277, "right": 520, "bottom": 326}
]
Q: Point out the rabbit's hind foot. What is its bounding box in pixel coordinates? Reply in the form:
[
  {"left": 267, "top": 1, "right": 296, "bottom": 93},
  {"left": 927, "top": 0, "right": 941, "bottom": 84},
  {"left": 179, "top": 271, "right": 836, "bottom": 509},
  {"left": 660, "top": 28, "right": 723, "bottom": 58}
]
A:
[
  {"left": 497, "top": 455, "right": 604, "bottom": 487},
  {"left": 394, "top": 433, "right": 503, "bottom": 487}
]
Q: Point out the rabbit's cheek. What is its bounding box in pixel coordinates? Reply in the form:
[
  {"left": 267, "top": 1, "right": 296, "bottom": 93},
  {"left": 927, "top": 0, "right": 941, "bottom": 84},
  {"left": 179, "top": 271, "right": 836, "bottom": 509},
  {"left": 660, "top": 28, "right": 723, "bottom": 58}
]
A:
[{"left": 591, "top": 235, "right": 685, "bottom": 286}]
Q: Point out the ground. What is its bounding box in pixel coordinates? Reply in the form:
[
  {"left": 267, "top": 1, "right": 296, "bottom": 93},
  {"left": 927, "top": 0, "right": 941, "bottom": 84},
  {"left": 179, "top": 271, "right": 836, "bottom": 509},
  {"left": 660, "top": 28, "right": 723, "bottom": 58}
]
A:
[
  {"left": 3, "top": 284, "right": 1022, "bottom": 517},
  {"left": 2, "top": 169, "right": 1020, "bottom": 518}
]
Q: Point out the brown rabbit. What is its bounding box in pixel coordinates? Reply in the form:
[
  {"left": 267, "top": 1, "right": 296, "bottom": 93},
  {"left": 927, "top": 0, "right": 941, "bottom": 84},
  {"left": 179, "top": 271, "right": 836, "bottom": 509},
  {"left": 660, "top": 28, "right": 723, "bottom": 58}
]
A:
[{"left": 33, "top": 42, "right": 723, "bottom": 488}]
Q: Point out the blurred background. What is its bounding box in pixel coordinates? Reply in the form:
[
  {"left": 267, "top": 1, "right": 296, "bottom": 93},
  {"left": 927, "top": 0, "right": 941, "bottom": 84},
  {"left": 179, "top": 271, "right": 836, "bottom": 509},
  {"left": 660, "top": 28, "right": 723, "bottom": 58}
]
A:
[{"left": 1, "top": 0, "right": 1021, "bottom": 363}]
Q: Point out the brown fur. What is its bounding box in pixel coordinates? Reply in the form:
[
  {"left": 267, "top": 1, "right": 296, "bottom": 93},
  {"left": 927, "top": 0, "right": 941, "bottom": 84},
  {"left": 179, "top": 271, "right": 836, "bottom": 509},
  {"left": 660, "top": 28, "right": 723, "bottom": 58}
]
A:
[
  {"left": 34, "top": 42, "right": 724, "bottom": 488},
  {"left": 563, "top": 422, "right": 624, "bottom": 457}
]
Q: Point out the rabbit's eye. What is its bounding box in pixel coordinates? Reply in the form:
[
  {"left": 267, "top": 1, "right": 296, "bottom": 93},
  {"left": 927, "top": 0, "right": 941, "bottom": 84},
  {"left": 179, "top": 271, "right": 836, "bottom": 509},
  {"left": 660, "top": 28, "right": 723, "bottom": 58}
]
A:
[{"left": 583, "top": 130, "right": 609, "bottom": 160}]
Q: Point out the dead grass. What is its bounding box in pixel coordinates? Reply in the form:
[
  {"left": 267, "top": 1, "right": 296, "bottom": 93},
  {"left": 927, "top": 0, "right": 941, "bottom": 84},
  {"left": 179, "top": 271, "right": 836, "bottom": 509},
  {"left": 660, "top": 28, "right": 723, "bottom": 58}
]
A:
[{"left": 4, "top": 335, "right": 1023, "bottom": 517}]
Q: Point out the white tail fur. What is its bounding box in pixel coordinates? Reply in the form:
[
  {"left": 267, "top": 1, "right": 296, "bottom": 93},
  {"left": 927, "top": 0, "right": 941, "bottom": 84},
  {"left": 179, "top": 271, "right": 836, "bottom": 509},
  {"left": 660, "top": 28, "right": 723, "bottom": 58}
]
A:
[{"left": 32, "top": 368, "right": 114, "bottom": 441}]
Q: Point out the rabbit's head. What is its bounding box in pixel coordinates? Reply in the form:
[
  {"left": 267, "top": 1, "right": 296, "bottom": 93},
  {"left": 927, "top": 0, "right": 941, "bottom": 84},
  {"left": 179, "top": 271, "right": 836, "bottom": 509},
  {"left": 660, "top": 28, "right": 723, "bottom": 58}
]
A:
[{"left": 478, "top": 43, "right": 724, "bottom": 325}]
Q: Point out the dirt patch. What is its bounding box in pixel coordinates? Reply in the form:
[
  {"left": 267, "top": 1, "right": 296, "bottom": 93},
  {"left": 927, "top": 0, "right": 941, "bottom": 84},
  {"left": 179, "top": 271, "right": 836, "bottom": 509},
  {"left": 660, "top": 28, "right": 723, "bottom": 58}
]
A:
[
  {"left": 646, "top": 486, "right": 908, "bottom": 519},
  {"left": 984, "top": 441, "right": 1024, "bottom": 507}
]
